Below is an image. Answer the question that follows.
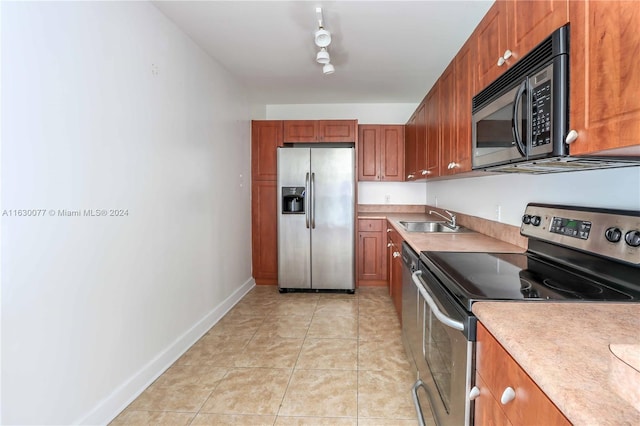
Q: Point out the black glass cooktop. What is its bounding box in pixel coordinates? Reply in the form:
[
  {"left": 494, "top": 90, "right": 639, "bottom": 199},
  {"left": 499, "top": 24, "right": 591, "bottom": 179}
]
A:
[{"left": 420, "top": 251, "right": 640, "bottom": 312}]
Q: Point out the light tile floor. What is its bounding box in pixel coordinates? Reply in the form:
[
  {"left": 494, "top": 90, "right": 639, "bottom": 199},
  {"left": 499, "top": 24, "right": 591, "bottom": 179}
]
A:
[{"left": 112, "top": 286, "right": 434, "bottom": 425}]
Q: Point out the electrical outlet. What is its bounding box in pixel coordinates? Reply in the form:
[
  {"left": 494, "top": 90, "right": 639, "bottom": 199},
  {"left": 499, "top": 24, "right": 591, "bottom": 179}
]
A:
[{"left": 384, "top": 194, "right": 391, "bottom": 204}]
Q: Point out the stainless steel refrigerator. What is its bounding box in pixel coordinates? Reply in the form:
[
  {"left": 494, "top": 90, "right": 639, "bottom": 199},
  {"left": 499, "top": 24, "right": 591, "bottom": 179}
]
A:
[{"left": 277, "top": 147, "right": 355, "bottom": 292}]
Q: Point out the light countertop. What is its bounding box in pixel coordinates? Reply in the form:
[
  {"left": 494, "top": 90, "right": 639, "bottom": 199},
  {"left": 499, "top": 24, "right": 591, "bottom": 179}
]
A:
[
  {"left": 358, "top": 212, "right": 525, "bottom": 254},
  {"left": 473, "top": 302, "right": 640, "bottom": 426}
]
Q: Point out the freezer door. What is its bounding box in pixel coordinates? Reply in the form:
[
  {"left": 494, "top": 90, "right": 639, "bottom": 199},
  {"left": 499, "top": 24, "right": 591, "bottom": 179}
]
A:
[
  {"left": 277, "top": 148, "right": 311, "bottom": 289},
  {"left": 310, "top": 148, "right": 355, "bottom": 290}
]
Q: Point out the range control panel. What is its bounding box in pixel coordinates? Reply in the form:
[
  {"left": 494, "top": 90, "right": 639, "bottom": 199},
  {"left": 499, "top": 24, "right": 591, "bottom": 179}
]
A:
[{"left": 521, "top": 204, "right": 640, "bottom": 265}]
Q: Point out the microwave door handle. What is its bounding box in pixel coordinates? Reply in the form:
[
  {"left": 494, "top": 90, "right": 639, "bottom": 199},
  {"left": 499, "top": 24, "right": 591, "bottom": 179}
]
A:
[
  {"left": 512, "top": 79, "right": 528, "bottom": 157},
  {"left": 412, "top": 271, "right": 464, "bottom": 331}
]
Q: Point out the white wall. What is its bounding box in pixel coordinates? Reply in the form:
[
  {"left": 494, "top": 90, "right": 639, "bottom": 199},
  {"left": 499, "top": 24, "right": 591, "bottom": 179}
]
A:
[
  {"left": 1, "top": 2, "right": 252, "bottom": 424},
  {"left": 266, "top": 103, "right": 427, "bottom": 204},
  {"left": 426, "top": 167, "right": 640, "bottom": 226}
]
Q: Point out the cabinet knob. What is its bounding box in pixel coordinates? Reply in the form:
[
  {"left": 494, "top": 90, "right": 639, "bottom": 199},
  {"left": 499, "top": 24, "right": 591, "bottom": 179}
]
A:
[
  {"left": 451, "top": 162, "right": 459, "bottom": 169},
  {"left": 421, "top": 170, "right": 429, "bottom": 176},
  {"left": 387, "top": 228, "right": 392, "bottom": 233},
  {"left": 500, "top": 387, "right": 516, "bottom": 405},
  {"left": 503, "top": 49, "right": 512, "bottom": 60},
  {"left": 469, "top": 386, "right": 480, "bottom": 400},
  {"left": 387, "top": 242, "right": 392, "bottom": 248},
  {"left": 407, "top": 174, "right": 414, "bottom": 179},
  {"left": 565, "top": 129, "right": 579, "bottom": 144},
  {"left": 393, "top": 251, "right": 401, "bottom": 258},
  {"left": 497, "top": 56, "right": 506, "bottom": 67}
]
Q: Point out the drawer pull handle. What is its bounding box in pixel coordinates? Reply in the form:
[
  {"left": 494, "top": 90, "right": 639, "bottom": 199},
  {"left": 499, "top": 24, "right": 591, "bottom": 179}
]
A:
[
  {"left": 501, "top": 387, "right": 516, "bottom": 405},
  {"left": 469, "top": 386, "right": 480, "bottom": 400}
]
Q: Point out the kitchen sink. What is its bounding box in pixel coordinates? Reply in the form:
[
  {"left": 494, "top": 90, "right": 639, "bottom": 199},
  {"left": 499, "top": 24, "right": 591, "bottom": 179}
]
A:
[{"left": 398, "top": 221, "right": 473, "bottom": 233}]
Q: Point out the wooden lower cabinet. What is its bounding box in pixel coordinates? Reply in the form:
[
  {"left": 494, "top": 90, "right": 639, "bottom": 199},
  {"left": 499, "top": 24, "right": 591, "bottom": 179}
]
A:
[
  {"left": 357, "top": 219, "right": 387, "bottom": 285},
  {"left": 251, "top": 180, "right": 278, "bottom": 285},
  {"left": 387, "top": 222, "right": 403, "bottom": 322},
  {"left": 475, "top": 322, "right": 570, "bottom": 425}
]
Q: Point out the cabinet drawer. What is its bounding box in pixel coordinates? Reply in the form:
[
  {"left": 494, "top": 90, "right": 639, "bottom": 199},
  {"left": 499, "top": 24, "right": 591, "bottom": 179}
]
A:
[
  {"left": 358, "top": 219, "right": 383, "bottom": 232},
  {"left": 476, "top": 323, "right": 570, "bottom": 425}
]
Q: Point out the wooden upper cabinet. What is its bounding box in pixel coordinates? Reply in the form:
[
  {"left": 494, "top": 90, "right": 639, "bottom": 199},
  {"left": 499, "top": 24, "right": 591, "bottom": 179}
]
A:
[
  {"left": 404, "top": 113, "right": 418, "bottom": 180},
  {"left": 357, "top": 125, "right": 404, "bottom": 181},
  {"left": 439, "top": 63, "right": 457, "bottom": 177},
  {"left": 453, "top": 39, "right": 474, "bottom": 173},
  {"left": 425, "top": 86, "right": 441, "bottom": 178},
  {"left": 251, "top": 121, "right": 283, "bottom": 181},
  {"left": 475, "top": 1, "right": 509, "bottom": 90},
  {"left": 283, "top": 120, "right": 317, "bottom": 142},
  {"left": 380, "top": 126, "right": 404, "bottom": 181},
  {"left": 475, "top": 0, "right": 569, "bottom": 91},
  {"left": 319, "top": 120, "right": 357, "bottom": 142},
  {"left": 506, "top": 0, "right": 569, "bottom": 63},
  {"left": 283, "top": 120, "right": 356, "bottom": 143},
  {"left": 568, "top": 0, "right": 640, "bottom": 156},
  {"left": 414, "top": 101, "right": 428, "bottom": 179},
  {"left": 358, "top": 125, "right": 380, "bottom": 180}
]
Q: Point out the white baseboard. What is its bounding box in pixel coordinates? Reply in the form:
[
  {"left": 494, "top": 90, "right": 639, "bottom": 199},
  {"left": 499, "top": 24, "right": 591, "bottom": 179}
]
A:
[{"left": 75, "top": 277, "right": 255, "bottom": 425}]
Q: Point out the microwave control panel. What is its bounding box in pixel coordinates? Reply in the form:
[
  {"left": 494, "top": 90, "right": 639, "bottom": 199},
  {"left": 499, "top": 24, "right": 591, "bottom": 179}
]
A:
[{"left": 531, "top": 77, "right": 552, "bottom": 148}]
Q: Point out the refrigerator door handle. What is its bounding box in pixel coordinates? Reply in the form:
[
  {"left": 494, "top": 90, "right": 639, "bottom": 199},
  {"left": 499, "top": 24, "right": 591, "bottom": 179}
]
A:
[
  {"left": 305, "top": 172, "right": 310, "bottom": 229},
  {"left": 310, "top": 172, "right": 316, "bottom": 229}
]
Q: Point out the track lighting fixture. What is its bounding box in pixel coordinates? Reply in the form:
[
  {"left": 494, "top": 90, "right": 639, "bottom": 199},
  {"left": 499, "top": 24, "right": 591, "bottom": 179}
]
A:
[{"left": 314, "top": 8, "right": 335, "bottom": 75}]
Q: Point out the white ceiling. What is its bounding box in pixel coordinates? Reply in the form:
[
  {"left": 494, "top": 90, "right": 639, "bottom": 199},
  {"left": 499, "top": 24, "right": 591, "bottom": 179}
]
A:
[{"left": 153, "top": 1, "right": 493, "bottom": 105}]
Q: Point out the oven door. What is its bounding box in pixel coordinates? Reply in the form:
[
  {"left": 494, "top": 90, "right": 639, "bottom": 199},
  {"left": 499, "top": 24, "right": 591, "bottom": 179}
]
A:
[
  {"left": 411, "top": 264, "right": 475, "bottom": 426},
  {"left": 472, "top": 79, "right": 528, "bottom": 169}
]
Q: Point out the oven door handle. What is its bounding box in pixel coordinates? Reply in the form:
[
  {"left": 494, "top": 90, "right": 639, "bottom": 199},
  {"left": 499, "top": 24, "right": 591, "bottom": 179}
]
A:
[
  {"left": 411, "top": 379, "right": 428, "bottom": 426},
  {"left": 412, "top": 270, "right": 464, "bottom": 331}
]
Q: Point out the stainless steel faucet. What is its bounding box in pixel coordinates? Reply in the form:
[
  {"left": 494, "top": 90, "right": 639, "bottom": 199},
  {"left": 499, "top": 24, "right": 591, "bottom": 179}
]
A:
[{"left": 429, "top": 210, "right": 457, "bottom": 228}]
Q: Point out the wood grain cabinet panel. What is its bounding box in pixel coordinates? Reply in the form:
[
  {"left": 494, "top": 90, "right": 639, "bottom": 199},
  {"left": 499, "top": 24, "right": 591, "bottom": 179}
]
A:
[
  {"left": 425, "top": 87, "right": 440, "bottom": 178},
  {"left": 387, "top": 223, "right": 403, "bottom": 322},
  {"left": 475, "top": 323, "right": 571, "bottom": 426},
  {"left": 404, "top": 113, "right": 418, "bottom": 180},
  {"left": 251, "top": 180, "right": 278, "bottom": 285},
  {"left": 357, "top": 218, "right": 387, "bottom": 285},
  {"left": 439, "top": 63, "right": 457, "bottom": 177},
  {"left": 414, "top": 101, "right": 428, "bottom": 179},
  {"left": 475, "top": 1, "right": 509, "bottom": 90},
  {"left": 251, "top": 121, "right": 283, "bottom": 181},
  {"left": 568, "top": 0, "right": 640, "bottom": 155},
  {"left": 453, "top": 39, "right": 474, "bottom": 174},
  {"left": 357, "top": 125, "right": 404, "bottom": 181},
  {"left": 284, "top": 120, "right": 357, "bottom": 143}
]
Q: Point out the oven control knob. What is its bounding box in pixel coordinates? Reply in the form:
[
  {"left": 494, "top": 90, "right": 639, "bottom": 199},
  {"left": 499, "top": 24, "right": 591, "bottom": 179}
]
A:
[
  {"left": 531, "top": 216, "right": 542, "bottom": 226},
  {"left": 625, "top": 230, "right": 640, "bottom": 247},
  {"left": 605, "top": 227, "right": 622, "bottom": 243},
  {"left": 522, "top": 215, "right": 531, "bottom": 224}
]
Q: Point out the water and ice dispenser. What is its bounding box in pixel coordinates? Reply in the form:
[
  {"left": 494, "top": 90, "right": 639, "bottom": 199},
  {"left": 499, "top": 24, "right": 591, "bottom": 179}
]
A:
[{"left": 282, "top": 186, "right": 305, "bottom": 214}]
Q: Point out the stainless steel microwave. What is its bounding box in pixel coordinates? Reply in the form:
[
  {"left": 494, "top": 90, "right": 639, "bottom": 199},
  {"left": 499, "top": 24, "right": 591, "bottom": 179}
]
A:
[{"left": 472, "top": 25, "right": 569, "bottom": 171}]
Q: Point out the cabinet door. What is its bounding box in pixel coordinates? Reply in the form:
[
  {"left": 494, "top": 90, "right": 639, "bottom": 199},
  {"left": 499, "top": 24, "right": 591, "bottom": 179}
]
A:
[
  {"left": 475, "top": 1, "right": 509, "bottom": 90},
  {"left": 454, "top": 39, "right": 474, "bottom": 173},
  {"left": 404, "top": 113, "right": 417, "bottom": 180},
  {"left": 380, "top": 125, "right": 404, "bottom": 181},
  {"left": 390, "top": 231, "right": 403, "bottom": 323},
  {"left": 283, "top": 120, "right": 318, "bottom": 142},
  {"left": 319, "top": 120, "right": 357, "bottom": 142},
  {"left": 358, "top": 231, "right": 385, "bottom": 281},
  {"left": 568, "top": 0, "right": 640, "bottom": 155},
  {"left": 476, "top": 323, "right": 571, "bottom": 426},
  {"left": 425, "top": 86, "right": 441, "bottom": 178},
  {"left": 358, "top": 125, "right": 381, "bottom": 181},
  {"left": 439, "top": 63, "right": 457, "bottom": 176},
  {"left": 251, "top": 121, "right": 283, "bottom": 181},
  {"left": 506, "top": 0, "right": 568, "bottom": 63},
  {"left": 251, "top": 180, "right": 278, "bottom": 285},
  {"left": 414, "top": 101, "right": 428, "bottom": 179}
]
